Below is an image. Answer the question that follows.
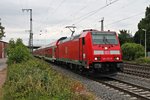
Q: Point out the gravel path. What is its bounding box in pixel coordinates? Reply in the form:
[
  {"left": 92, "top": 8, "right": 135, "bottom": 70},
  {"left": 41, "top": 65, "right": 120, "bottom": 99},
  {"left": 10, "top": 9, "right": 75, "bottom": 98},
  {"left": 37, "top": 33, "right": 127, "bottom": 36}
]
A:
[
  {"left": 0, "top": 58, "right": 7, "bottom": 71},
  {"left": 50, "top": 64, "right": 133, "bottom": 100},
  {"left": 0, "top": 58, "right": 7, "bottom": 99},
  {"left": 0, "top": 69, "right": 7, "bottom": 88},
  {"left": 0, "top": 58, "right": 7, "bottom": 87},
  {"left": 115, "top": 73, "right": 150, "bottom": 89}
]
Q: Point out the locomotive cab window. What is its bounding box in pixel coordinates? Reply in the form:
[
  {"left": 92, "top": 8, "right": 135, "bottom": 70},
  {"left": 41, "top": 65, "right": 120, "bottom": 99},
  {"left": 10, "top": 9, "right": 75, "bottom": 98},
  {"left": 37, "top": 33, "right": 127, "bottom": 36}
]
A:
[{"left": 92, "top": 32, "right": 118, "bottom": 44}]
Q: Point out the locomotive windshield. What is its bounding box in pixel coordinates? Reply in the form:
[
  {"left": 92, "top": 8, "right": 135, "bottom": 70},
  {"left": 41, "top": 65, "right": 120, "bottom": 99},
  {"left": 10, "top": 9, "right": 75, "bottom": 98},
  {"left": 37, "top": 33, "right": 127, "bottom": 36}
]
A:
[{"left": 92, "top": 32, "right": 118, "bottom": 44}]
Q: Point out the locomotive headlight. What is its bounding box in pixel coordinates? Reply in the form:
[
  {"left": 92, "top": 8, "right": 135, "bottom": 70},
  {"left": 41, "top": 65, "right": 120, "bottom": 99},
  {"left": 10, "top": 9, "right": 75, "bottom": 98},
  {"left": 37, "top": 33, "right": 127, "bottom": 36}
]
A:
[
  {"left": 104, "top": 47, "right": 108, "bottom": 50},
  {"left": 116, "top": 57, "right": 119, "bottom": 60},
  {"left": 95, "top": 57, "right": 98, "bottom": 60},
  {"left": 83, "top": 53, "right": 86, "bottom": 59},
  {"left": 114, "top": 57, "right": 120, "bottom": 60},
  {"left": 94, "top": 57, "right": 100, "bottom": 61}
]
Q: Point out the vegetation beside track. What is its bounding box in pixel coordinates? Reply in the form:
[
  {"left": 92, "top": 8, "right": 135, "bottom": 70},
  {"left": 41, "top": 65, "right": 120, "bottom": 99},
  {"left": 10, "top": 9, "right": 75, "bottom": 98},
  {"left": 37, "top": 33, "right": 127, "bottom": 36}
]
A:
[
  {"left": 121, "top": 43, "right": 150, "bottom": 65},
  {"left": 6, "top": 38, "right": 32, "bottom": 65},
  {"left": 3, "top": 58, "right": 94, "bottom": 100},
  {"left": 121, "top": 43, "right": 145, "bottom": 61},
  {"left": 135, "top": 57, "right": 150, "bottom": 64},
  {"left": 124, "top": 57, "right": 150, "bottom": 65},
  {"left": 2, "top": 39, "right": 95, "bottom": 100}
]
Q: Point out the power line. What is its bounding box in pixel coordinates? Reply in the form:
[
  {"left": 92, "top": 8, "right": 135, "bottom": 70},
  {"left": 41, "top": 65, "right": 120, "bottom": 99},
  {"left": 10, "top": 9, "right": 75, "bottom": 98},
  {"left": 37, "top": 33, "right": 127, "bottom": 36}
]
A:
[
  {"left": 105, "top": 11, "right": 144, "bottom": 26},
  {"left": 35, "top": 0, "right": 67, "bottom": 32},
  {"left": 33, "top": 0, "right": 119, "bottom": 36},
  {"left": 52, "top": 0, "right": 120, "bottom": 33},
  {"left": 69, "top": 0, "right": 91, "bottom": 18},
  {"left": 72, "top": 0, "right": 120, "bottom": 25},
  {"left": 52, "top": 0, "right": 66, "bottom": 14},
  {"left": 56, "top": 0, "right": 120, "bottom": 36},
  {"left": 120, "top": 0, "right": 139, "bottom": 9}
]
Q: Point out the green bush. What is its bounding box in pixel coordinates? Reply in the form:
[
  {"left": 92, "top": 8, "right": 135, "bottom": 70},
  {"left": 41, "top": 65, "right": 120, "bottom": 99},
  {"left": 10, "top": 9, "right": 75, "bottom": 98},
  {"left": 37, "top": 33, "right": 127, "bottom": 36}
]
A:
[
  {"left": 135, "top": 57, "right": 150, "bottom": 64},
  {"left": 6, "top": 39, "right": 32, "bottom": 65},
  {"left": 3, "top": 58, "right": 94, "bottom": 100},
  {"left": 121, "top": 43, "right": 144, "bottom": 61}
]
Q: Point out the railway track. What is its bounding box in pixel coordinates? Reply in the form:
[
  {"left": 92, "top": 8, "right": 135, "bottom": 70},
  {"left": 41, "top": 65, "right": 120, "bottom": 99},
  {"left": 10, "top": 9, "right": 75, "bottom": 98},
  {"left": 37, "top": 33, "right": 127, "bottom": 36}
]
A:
[
  {"left": 122, "top": 63, "right": 150, "bottom": 78},
  {"left": 93, "top": 77, "right": 150, "bottom": 100},
  {"left": 43, "top": 58, "right": 150, "bottom": 100},
  {"left": 50, "top": 61, "right": 150, "bottom": 100}
]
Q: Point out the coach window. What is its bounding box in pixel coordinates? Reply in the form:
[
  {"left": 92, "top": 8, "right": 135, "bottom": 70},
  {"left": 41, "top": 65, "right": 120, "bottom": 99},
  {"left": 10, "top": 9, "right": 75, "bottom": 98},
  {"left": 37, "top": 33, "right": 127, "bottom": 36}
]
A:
[{"left": 82, "top": 37, "right": 85, "bottom": 45}]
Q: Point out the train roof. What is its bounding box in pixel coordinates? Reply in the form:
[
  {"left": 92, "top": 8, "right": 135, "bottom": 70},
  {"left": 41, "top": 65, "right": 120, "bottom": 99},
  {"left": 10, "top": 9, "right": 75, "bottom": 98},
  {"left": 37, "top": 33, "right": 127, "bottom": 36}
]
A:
[
  {"left": 36, "top": 29, "right": 117, "bottom": 50},
  {"left": 37, "top": 41, "right": 57, "bottom": 50},
  {"left": 58, "top": 29, "right": 116, "bottom": 44}
]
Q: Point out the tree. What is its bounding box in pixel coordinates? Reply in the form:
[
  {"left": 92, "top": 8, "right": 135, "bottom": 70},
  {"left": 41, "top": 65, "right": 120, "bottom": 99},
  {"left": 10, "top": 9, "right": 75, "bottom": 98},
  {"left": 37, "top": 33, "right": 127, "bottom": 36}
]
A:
[
  {"left": 118, "top": 30, "right": 133, "bottom": 45},
  {"left": 121, "top": 43, "right": 144, "bottom": 61},
  {"left": 134, "top": 6, "right": 150, "bottom": 51},
  {"left": 0, "top": 21, "right": 5, "bottom": 40},
  {"left": 6, "top": 38, "right": 32, "bottom": 65}
]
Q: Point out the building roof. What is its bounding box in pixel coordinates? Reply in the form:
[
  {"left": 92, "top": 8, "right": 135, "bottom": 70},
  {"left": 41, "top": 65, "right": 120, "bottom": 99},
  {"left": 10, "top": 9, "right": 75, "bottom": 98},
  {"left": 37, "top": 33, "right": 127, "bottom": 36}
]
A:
[{"left": 0, "top": 41, "right": 8, "bottom": 44}]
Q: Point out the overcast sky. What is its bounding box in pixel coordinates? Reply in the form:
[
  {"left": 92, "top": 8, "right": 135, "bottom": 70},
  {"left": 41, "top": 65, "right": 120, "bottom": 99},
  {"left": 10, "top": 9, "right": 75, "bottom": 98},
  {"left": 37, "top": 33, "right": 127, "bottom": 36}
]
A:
[{"left": 0, "top": 0, "right": 149, "bottom": 46}]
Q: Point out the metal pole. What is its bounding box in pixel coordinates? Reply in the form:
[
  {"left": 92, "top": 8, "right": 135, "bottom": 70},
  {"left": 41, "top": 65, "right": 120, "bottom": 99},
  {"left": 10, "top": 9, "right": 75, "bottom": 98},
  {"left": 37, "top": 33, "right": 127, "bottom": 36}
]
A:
[
  {"left": 0, "top": 18, "right": 1, "bottom": 25},
  {"left": 100, "top": 17, "right": 104, "bottom": 31},
  {"left": 145, "top": 30, "right": 146, "bottom": 57},
  {"left": 30, "top": 9, "right": 33, "bottom": 53},
  {"left": 22, "top": 9, "right": 33, "bottom": 53},
  {"left": 142, "top": 29, "right": 147, "bottom": 57}
]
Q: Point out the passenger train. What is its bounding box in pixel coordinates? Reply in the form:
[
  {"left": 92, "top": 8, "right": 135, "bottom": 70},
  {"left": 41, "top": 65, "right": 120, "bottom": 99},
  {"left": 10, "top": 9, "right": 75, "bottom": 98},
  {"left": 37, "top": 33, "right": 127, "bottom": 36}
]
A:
[{"left": 33, "top": 29, "right": 123, "bottom": 76}]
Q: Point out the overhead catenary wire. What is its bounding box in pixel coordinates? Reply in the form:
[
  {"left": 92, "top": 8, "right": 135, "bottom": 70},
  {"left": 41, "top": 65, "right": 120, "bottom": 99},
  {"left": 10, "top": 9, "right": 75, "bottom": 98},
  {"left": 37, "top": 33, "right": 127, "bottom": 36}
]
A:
[
  {"left": 56, "top": 0, "right": 121, "bottom": 36},
  {"left": 105, "top": 11, "right": 144, "bottom": 27},
  {"left": 32, "top": 0, "right": 119, "bottom": 33},
  {"left": 51, "top": 0, "right": 66, "bottom": 14},
  {"left": 33, "top": 0, "right": 146, "bottom": 38},
  {"left": 72, "top": 0, "right": 120, "bottom": 25},
  {"left": 54, "top": 0, "right": 120, "bottom": 33},
  {"left": 33, "top": 0, "right": 67, "bottom": 32}
]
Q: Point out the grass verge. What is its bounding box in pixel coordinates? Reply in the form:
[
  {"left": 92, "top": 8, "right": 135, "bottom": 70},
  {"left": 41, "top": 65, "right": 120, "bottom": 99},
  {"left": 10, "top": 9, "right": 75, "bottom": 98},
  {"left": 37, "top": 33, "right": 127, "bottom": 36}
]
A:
[
  {"left": 0, "top": 87, "right": 2, "bottom": 100},
  {"left": 2, "top": 58, "right": 95, "bottom": 100},
  {"left": 0, "top": 69, "right": 7, "bottom": 100},
  {"left": 124, "top": 57, "right": 150, "bottom": 66}
]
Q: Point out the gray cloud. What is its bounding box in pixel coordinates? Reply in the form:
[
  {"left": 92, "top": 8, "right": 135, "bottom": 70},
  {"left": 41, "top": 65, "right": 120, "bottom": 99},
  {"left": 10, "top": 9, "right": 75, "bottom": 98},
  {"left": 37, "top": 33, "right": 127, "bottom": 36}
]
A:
[{"left": 0, "top": 0, "right": 149, "bottom": 46}]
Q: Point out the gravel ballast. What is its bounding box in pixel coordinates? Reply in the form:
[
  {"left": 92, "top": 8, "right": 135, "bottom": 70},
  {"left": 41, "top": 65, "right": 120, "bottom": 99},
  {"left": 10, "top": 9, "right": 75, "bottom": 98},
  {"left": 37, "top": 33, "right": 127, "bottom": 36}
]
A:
[
  {"left": 50, "top": 64, "right": 135, "bottom": 100},
  {"left": 116, "top": 73, "right": 150, "bottom": 89}
]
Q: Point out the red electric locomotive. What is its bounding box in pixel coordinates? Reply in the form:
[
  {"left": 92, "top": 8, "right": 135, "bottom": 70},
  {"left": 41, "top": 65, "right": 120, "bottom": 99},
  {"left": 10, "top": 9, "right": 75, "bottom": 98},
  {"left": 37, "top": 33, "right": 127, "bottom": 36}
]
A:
[{"left": 34, "top": 29, "right": 123, "bottom": 75}]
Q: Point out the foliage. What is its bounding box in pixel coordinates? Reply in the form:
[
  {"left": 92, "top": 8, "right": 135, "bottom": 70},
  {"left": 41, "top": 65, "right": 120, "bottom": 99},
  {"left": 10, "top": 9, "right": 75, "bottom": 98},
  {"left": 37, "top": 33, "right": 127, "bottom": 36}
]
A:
[
  {"left": 134, "top": 6, "right": 150, "bottom": 51},
  {"left": 121, "top": 43, "right": 145, "bottom": 60},
  {"left": 135, "top": 57, "right": 150, "bottom": 64},
  {"left": 3, "top": 58, "right": 94, "bottom": 100},
  {"left": 0, "top": 22, "right": 5, "bottom": 40},
  {"left": 6, "top": 38, "right": 32, "bottom": 65},
  {"left": 118, "top": 30, "right": 133, "bottom": 45}
]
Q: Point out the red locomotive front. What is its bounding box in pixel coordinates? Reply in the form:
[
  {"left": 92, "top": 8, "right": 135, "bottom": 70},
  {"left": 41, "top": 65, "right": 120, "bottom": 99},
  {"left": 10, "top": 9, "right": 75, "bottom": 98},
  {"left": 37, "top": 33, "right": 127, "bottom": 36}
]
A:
[
  {"left": 55, "top": 29, "right": 123, "bottom": 75},
  {"left": 34, "top": 29, "right": 123, "bottom": 75},
  {"left": 88, "top": 30, "right": 123, "bottom": 74}
]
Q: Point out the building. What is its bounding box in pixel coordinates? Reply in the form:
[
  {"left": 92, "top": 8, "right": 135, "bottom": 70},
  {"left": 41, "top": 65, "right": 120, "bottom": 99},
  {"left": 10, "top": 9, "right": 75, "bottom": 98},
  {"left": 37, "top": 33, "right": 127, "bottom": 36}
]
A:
[{"left": 0, "top": 41, "right": 8, "bottom": 58}]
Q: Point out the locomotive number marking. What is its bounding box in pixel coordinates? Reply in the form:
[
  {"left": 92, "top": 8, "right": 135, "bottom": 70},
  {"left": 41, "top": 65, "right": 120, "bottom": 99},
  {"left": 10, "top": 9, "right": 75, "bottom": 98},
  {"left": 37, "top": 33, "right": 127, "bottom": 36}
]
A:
[{"left": 104, "top": 51, "right": 110, "bottom": 54}]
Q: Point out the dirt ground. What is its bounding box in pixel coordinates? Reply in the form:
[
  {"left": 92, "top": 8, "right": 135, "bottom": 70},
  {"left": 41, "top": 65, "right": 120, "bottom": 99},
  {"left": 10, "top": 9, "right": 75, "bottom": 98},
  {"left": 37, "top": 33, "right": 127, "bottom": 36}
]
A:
[
  {"left": 0, "top": 68, "right": 7, "bottom": 99},
  {"left": 0, "top": 68, "right": 7, "bottom": 86}
]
